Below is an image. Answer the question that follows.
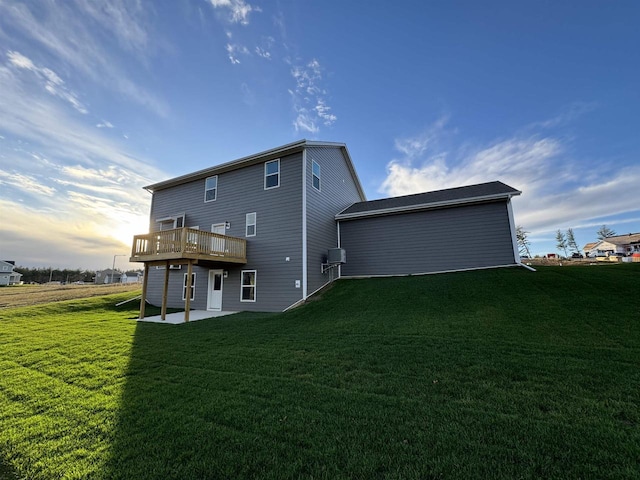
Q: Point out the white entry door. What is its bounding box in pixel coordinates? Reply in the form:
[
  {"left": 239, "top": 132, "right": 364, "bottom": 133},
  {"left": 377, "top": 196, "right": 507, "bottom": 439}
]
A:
[
  {"left": 211, "top": 223, "right": 226, "bottom": 254},
  {"left": 207, "top": 269, "right": 224, "bottom": 311}
]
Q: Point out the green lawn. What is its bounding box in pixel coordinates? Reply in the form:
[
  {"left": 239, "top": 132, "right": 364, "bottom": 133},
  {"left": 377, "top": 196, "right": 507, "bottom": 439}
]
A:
[{"left": 1, "top": 265, "right": 639, "bottom": 479}]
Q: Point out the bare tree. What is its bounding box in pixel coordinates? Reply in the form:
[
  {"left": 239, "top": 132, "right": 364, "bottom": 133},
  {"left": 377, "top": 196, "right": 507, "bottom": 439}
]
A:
[
  {"left": 596, "top": 225, "right": 616, "bottom": 240},
  {"left": 566, "top": 228, "right": 581, "bottom": 255},
  {"left": 556, "top": 230, "right": 569, "bottom": 258},
  {"left": 516, "top": 225, "right": 532, "bottom": 258}
]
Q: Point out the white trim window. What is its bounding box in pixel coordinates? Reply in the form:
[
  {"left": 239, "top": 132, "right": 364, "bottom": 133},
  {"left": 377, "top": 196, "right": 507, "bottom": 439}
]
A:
[
  {"left": 241, "top": 270, "right": 256, "bottom": 302},
  {"left": 246, "top": 212, "right": 256, "bottom": 237},
  {"left": 182, "top": 272, "right": 196, "bottom": 301},
  {"left": 312, "top": 160, "right": 321, "bottom": 191},
  {"left": 264, "top": 159, "right": 280, "bottom": 189},
  {"left": 205, "top": 176, "right": 218, "bottom": 202}
]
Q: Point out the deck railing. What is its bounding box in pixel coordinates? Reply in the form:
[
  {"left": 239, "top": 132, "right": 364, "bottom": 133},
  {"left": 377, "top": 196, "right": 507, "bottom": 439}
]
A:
[{"left": 130, "top": 227, "right": 246, "bottom": 262}]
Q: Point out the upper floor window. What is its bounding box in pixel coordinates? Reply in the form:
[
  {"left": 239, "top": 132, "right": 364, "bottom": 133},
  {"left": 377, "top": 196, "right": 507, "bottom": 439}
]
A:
[
  {"left": 264, "top": 159, "right": 280, "bottom": 189},
  {"left": 312, "top": 160, "right": 321, "bottom": 191},
  {"left": 205, "top": 176, "right": 218, "bottom": 202},
  {"left": 246, "top": 212, "right": 256, "bottom": 237}
]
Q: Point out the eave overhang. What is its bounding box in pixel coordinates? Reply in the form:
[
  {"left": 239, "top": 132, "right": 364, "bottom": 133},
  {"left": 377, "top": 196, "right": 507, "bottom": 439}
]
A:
[{"left": 335, "top": 191, "right": 521, "bottom": 221}]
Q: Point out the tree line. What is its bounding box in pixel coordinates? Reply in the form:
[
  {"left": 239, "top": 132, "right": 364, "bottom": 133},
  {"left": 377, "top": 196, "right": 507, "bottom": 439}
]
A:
[
  {"left": 517, "top": 224, "right": 616, "bottom": 258},
  {"left": 13, "top": 267, "right": 97, "bottom": 284}
]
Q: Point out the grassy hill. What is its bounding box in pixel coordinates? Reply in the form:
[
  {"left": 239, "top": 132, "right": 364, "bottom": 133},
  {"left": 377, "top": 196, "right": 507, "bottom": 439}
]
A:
[{"left": 1, "top": 265, "right": 638, "bottom": 479}]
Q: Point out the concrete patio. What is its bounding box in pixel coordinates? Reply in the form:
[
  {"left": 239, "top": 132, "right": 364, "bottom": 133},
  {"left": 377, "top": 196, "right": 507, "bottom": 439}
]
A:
[{"left": 137, "top": 310, "right": 237, "bottom": 324}]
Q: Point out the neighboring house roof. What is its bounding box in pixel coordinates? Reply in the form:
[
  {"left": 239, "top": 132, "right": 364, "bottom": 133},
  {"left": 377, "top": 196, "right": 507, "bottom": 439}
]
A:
[
  {"left": 583, "top": 242, "right": 599, "bottom": 251},
  {"left": 335, "top": 181, "right": 521, "bottom": 220},
  {"left": 601, "top": 233, "right": 640, "bottom": 246},
  {"left": 583, "top": 233, "right": 640, "bottom": 251},
  {"left": 143, "top": 139, "right": 366, "bottom": 201}
]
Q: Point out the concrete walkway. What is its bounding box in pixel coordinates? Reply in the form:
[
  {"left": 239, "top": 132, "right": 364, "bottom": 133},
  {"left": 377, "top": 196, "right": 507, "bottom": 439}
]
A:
[{"left": 138, "top": 310, "right": 237, "bottom": 324}]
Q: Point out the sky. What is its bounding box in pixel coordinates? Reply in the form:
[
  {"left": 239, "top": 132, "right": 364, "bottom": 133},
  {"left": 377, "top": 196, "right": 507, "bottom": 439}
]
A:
[{"left": 0, "top": 0, "right": 638, "bottom": 270}]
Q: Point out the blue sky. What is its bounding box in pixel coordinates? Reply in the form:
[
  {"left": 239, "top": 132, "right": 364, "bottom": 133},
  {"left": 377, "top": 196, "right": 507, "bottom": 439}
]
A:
[{"left": 1, "top": 0, "right": 638, "bottom": 270}]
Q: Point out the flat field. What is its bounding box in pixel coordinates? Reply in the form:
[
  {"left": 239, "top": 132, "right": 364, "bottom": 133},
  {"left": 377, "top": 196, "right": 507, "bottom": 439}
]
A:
[
  {"left": 0, "top": 284, "right": 141, "bottom": 309},
  {"left": 0, "top": 265, "right": 638, "bottom": 479}
]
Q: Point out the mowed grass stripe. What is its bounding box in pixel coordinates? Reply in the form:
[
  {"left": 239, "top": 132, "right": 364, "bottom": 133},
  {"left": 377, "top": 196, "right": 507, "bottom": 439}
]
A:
[{"left": 0, "top": 265, "right": 639, "bottom": 479}]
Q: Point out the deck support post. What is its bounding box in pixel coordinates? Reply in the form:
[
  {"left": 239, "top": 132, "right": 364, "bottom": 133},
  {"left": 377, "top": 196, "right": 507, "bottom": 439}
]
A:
[
  {"left": 184, "top": 260, "right": 193, "bottom": 323},
  {"left": 161, "top": 261, "right": 169, "bottom": 320},
  {"left": 139, "top": 263, "right": 149, "bottom": 319}
]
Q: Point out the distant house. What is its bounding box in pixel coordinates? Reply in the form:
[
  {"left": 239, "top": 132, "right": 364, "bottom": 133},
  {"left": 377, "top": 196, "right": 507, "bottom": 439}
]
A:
[
  {"left": 129, "top": 140, "right": 524, "bottom": 320},
  {"left": 95, "top": 269, "right": 123, "bottom": 284},
  {"left": 0, "top": 261, "right": 22, "bottom": 286},
  {"left": 122, "top": 271, "right": 144, "bottom": 284},
  {"left": 584, "top": 233, "right": 640, "bottom": 257}
]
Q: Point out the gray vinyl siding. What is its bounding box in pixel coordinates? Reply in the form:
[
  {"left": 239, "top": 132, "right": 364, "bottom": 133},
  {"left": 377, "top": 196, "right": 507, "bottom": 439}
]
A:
[
  {"left": 146, "top": 152, "right": 304, "bottom": 312},
  {"left": 305, "top": 146, "right": 364, "bottom": 295},
  {"left": 339, "top": 201, "right": 517, "bottom": 277}
]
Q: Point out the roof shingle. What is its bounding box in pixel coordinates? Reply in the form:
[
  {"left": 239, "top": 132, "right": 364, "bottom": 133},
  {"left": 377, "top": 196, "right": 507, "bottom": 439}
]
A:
[{"left": 336, "top": 181, "right": 521, "bottom": 219}]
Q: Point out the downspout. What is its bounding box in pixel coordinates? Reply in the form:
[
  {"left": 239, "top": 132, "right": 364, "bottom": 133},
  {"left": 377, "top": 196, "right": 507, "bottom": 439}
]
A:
[
  {"left": 507, "top": 197, "right": 536, "bottom": 272},
  {"left": 302, "top": 149, "right": 308, "bottom": 298}
]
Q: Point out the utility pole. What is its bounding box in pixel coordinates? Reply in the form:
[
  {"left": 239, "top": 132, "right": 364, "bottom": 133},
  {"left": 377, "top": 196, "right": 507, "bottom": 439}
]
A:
[{"left": 112, "top": 254, "right": 127, "bottom": 284}]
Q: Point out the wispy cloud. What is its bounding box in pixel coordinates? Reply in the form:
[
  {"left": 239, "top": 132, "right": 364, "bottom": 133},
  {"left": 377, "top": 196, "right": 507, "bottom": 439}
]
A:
[
  {"left": 0, "top": 169, "right": 56, "bottom": 196},
  {"left": 225, "top": 43, "right": 250, "bottom": 64},
  {"left": 7, "top": 50, "right": 88, "bottom": 114},
  {"left": 96, "top": 121, "right": 114, "bottom": 129},
  {"left": 531, "top": 101, "right": 598, "bottom": 129},
  {"left": 0, "top": 1, "right": 168, "bottom": 117},
  {"left": 380, "top": 117, "right": 640, "bottom": 237},
  {"left": 255, "top": 46, "right": 271, "bottom": 59},
  {"left": 0, "top": 48, "right": 166, "bottom": 269},
  {"left": 207, "top": 0, "right": 258, "bottom": 25},
  {"left": 290, "top": 59, "right": 337, "bottom": 134},
  {"left": 0, "top": 199, "right": 136, "bottom": 269}
]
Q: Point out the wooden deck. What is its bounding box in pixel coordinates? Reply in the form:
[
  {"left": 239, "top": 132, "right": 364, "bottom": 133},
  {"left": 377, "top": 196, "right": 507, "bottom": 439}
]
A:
[{"left": 129, "top": 227, "right": 247, "bottom": 265}]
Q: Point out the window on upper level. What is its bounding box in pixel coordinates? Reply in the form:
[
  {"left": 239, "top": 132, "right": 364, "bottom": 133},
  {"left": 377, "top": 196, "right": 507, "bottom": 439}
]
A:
[
  {"left": 205, "top": 176, "right": 218, "bottom": 202},
  {"left": 241, "top": 270, "right": 256, "bottom": 302},
  {"left": 264, "top": 159, "right": 280, "bottom": 189},
  {"left": 246, "top": 212, "right": 256, "bottom": 237},
  {"left": 312, "top": 160, "right": 321, "bottom": 191}
]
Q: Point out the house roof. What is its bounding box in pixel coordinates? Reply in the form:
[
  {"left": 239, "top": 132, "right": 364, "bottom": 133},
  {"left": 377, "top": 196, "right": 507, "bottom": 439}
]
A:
[
  {"left": 596, "top": 233, "right": 640, "bottom": 246},
  {"left": 583, "top": 242, "right": 599, "bottom": 251},
  {"left": 143, "top": 139, "right": 366, "bottom": 200},
  {"left": 583, "top": 233, "right": 640, "bottom": 251},
  {"left": 335, "top": 181, "right": 521, "bottom": 220}
]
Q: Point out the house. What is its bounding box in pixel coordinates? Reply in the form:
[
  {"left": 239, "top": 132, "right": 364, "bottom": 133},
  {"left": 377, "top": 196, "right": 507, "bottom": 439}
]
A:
[
  {"left": 95, "top": 269, "right": 123, "bottom": 284},
  {"left": 0, "top": 261, "right": 23, "bottom": 286},
  {"left": 122, "top": 271, "right": 144, "bottom": 283},
  {"left": 129, "top": 140, "right": 522, "bottom": 320},
  {"left": 584, "top": 233, "right": 640, "bottom": 257}
]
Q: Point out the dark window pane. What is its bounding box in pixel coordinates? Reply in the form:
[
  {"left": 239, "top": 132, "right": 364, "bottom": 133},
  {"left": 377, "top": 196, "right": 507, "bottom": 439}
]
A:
[
  {"left": 265, "top": 161, "right": 279, "bottom": 175},
  {"left": 265, "top": 174, "right": 279, "bottom": 188}
]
